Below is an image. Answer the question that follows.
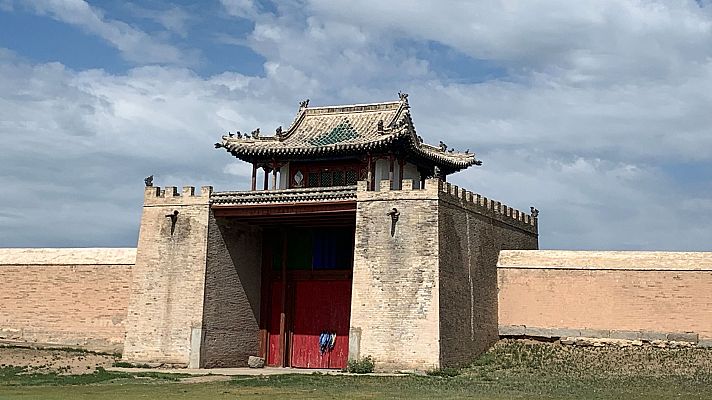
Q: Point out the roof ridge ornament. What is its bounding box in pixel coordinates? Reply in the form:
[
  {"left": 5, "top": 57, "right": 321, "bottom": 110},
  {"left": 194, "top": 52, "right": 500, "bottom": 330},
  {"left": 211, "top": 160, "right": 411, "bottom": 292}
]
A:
[
  {"left": 299, "top": 99, "right": 310, "bottom": 110},
  {"left": 398, "top": 91, "right": 409, "bottom": 107},
  {"left": 275, "top": 125, "right": 287, "bottom": 140}
]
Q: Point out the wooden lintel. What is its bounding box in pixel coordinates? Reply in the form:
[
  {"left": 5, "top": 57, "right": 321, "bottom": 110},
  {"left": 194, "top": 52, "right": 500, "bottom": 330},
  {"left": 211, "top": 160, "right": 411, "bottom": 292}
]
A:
[{"left": 212, "top": 201, "right": 356, "bottom": 218}]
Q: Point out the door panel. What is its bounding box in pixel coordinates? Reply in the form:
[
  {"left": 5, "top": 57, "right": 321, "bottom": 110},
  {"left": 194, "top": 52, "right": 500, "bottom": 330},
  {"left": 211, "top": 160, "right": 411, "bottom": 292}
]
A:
[
  {"left": 267, "top": 281, "right": 283, "bottom": 367},
  {"left": 291, "top": 280, "right": 352, "bottom": 369}
]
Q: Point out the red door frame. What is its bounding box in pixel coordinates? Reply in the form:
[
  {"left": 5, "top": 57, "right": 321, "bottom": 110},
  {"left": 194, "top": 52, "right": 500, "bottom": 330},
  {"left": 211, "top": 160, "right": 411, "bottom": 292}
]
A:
[
  {"left": 260, "top": 227, "right": 353, "bottom": 368},
  {"left": 263, "top": 271, "right": 353, "bottom": 368}
]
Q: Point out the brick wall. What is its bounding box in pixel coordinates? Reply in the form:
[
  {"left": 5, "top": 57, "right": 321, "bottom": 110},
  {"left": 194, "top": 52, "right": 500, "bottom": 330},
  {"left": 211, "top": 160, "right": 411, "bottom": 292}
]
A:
[
  {"left": 0, "top": 248, "right": 134, "bottom": 353},
  {"left": 352, "top": 178, "right": 539, "bottom": 371},
  {"left": 201, "top": 214, "right": 262, "bottom": 367},
  {"left": 438, "top": 183, "right": 538, "bottom": 367},
  {"left": 351, "top": 179, "right": 441, "bottom": 370},
  {"left": 498, "top": 251, "right": 712, "bottom": 346},
  {"left": 123, "top": 186, "right": 211, "bottom": 366}
]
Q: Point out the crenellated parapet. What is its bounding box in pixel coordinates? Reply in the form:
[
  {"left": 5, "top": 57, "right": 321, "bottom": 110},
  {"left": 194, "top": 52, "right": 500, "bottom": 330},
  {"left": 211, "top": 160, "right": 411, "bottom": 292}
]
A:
[
  {"left": 437, "top": 181, "right": 537, "bottom": 234},
  {"left": 143, "top": 185, "right": 213, "bottom": 207},
  {"left": 355, "top": 178, "right": 537, "bottom": 234}
]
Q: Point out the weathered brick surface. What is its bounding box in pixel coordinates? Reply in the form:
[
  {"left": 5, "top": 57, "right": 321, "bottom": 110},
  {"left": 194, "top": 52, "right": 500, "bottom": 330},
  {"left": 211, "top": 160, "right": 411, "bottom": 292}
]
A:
[
  {"left": 498, "top": 250, "right": 712, "bottom": 342},
  {"left": 351, "top": 178, "right": 538, "bottom": 371},
  {"left": 123, "top": 186, "right": 211, "bottom": 366},
  {"left": 351, "top": 179, "right": 441, "bottom": 370},
  {"left": 201, "top": 214, "right": 262, "bottom": 367},
  {"left": 438, "top": 188, "right": 538, "bottom": 368},
  {"left": 0, "top": 248, "right": 134, "bottom": 352}
]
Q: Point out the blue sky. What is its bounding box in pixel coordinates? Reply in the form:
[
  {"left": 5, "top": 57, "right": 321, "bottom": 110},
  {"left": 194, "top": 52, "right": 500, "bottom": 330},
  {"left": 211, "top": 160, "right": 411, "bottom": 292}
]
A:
[{"left": 0, "top": 0, "right": 711, "bottom": 250}]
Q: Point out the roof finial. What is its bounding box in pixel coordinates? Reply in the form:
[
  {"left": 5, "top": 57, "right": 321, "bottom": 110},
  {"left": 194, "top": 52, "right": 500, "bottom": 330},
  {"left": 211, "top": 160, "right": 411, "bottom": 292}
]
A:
[
  {"left": 299, "top": 99, "right": 310, "bottom": 109},
  {"left": 144, "top": 175, "right": 153, "bottom": 187},
  {"left": 439, "top": 141, "right": 447, "bottom": 152},
  {"left": 398, "top": 91, "right": 409, "bottom": 106},
  {"left": 251, "top": 128, "right": 260, "bottom": 138}
]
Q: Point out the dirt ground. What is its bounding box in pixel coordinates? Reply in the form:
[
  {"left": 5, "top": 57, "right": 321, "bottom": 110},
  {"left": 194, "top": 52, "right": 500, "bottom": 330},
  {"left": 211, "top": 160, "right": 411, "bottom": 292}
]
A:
[{"left": 0, "top": 345, "right": 118, "bottom": 375}]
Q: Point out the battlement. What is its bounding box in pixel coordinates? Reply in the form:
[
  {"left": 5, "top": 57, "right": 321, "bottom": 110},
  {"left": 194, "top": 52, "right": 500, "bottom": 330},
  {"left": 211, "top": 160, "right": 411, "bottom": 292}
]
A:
[
  {"left": 437, "top": 181, "right": 537, "bottom": 233},
  {"left": 143, "top": 185, "right": 213, "bottom": 206},
  {"left": 356, "top": 178, "right": 537, "bottom": 233}
]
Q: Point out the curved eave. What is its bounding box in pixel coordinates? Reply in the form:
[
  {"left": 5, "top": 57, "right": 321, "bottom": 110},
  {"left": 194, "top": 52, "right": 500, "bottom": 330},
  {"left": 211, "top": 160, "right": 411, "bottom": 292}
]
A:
[
  {"left": 410, "top": 142, "right": 482, "bottom": 171},
  {"left": 217, "top": 128, "right": 481, "bottom": 172}
]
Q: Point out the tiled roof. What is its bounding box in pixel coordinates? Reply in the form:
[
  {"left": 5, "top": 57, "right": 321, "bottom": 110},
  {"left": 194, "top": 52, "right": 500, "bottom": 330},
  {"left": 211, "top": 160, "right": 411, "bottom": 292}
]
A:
[{"left": 216, "top": 96, "right": 481, "bottom": 172}]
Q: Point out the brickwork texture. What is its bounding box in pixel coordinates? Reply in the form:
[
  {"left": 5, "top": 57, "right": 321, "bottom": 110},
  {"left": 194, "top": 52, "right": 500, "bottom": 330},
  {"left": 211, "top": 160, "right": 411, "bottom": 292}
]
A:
[
  {"left": 438, "top": 184, "right": 538, "bottom": 368},
  {"left": 351, "top": 179, "right": 538, "bottom": 370},
  {"left": 123, "top": 186, "right": 211, "bottom": 366},
  {"left": 498, "top": 250, "right": 712, "bottom": 343},
  {"left": 351, "top": 179, "right": 442, "bottom": 370},
  {"left": 6, "top": 182, "right": 712, "bottom": 371},
  {"left": 202, "top": 214, "right": 262, "bottom": 367},
  {"left": 0, "top": 248, "right": 134, "bottom": 352}
]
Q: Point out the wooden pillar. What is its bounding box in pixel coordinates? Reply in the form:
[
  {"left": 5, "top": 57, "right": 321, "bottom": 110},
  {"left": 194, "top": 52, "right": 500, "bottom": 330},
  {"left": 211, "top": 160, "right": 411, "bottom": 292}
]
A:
[
  {"left": 398, "top": 159, "right": 405, "bottom": 190},
  {"left": 251, "top": 163, "right": 257, "bottom": 191},
  {"left": 366, "top": 154, "right": 373, "bottom": 191},
  {"left": 279, "top": 230, "right": 288, "bottom": 367},
  {"left": 272, "top": 161, "right": 278, "bottom": 190},
  {"left": 388, "top": 154, "right": 394, "bottom": 189},
  {"left": 263, "top": 167, "right": 269, "bottom": 190}
]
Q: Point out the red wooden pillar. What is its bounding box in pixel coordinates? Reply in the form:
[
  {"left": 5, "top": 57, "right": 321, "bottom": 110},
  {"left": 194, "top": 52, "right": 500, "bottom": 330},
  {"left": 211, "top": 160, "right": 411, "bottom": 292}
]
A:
[
  {"left": 251, "top": 163, "right": 257, "bottom": 191},
  {"left": 279, "top": 230, "right": 288, "bottom": 367}
]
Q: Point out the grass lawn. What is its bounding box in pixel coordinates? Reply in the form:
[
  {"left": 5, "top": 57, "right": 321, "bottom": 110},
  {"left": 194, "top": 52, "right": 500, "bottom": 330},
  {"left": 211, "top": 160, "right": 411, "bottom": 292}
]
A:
[{"left": 2, "top": 340, "right": 712, "bottom": 399}]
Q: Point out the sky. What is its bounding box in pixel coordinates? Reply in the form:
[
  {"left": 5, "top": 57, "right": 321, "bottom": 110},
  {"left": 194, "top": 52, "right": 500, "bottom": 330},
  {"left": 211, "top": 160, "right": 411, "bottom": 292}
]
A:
[{"left": 0, "top": 0, "right": 711, "bottom": 250}]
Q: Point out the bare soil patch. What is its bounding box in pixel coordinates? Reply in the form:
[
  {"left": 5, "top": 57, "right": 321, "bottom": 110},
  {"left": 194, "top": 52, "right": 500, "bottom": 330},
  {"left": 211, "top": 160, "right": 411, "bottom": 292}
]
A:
[{"left": 0, "top": 345, "right": 117, "bottom": 375}]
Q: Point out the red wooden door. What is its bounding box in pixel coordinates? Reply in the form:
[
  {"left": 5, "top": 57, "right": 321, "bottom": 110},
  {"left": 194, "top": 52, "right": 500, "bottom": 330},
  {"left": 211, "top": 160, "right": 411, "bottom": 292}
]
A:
[
  {"left": 267, "top": 281, "right": 283, "bottom": 366},
  {"left": 291, "top": 280, "right": 352, "bottom": 369}
]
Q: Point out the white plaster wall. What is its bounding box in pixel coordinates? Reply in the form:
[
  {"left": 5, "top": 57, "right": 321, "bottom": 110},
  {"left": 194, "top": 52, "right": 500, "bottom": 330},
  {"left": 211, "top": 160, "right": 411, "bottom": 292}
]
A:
[
  {"left": 403, "top": 162, "right": 421, "bottom": 189},
  {"left": 374, "top": 159, "right": 389, "bottom": 191},
  {"left": 374, "top": 160, "right": 421, "bottom": 190}
]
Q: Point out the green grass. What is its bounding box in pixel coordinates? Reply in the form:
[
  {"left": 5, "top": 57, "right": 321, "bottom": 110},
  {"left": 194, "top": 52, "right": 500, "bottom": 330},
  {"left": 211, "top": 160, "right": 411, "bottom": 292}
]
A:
[
  {"left": 0, "top": 366, "right": 185, "bottom": 387},
  {"left": 1, "top": 340, "right": 712, "bottom": 399}
]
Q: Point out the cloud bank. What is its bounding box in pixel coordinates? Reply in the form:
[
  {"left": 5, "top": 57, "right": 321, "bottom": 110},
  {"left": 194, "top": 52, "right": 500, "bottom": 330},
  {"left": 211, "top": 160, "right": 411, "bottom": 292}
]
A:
[{"left": 1, "top": 0, "right": 711, "bottom": 250}]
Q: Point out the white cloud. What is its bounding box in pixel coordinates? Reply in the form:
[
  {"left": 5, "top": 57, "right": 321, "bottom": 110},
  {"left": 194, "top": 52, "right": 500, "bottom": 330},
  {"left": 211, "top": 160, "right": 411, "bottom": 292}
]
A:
[
  {"left": 124, "top": 3, "right": 192, "bottom": 38},
  {"left": 220, "top": 0, "right": 263, "bottom": 19},
  {"left": 20, "top": 0, "right": 192, "bottom": 65},
  {"left": 0, "top": 52, "right": 316, "bottom": 246},
  {"left": 2, "top": 0, "right": 712, "bottom": 249}
]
